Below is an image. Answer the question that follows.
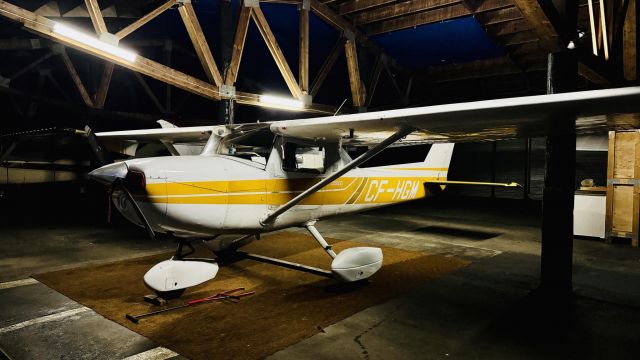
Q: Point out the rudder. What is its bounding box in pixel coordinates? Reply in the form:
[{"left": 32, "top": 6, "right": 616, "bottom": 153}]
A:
[{"left": 424, "top": 143, "right": 454, "bottom": 179}]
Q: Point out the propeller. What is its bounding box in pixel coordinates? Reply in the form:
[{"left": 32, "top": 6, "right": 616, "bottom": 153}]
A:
[
  {"left": 89, "top": 160, "right": 156, "bottom": 241},
  {"left": 84, "top": 125, "right": 111, "bottom": 167},
  {"left": 116, "top": 178, "right": 156, "bottom": 241}
]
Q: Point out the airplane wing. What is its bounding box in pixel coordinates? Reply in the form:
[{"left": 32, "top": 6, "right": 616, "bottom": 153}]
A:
[
  {"left": 95, "top": 126, "right": 219, "bottom": 143},
  {"left": 96, "top": 122, "right": 273, "bottom": 145},
  {"left": 270, "top": 87, "right": 640, "bottom": 144},
  {"left": 86, "top": 86, "right": 640, "bottom": 158}
]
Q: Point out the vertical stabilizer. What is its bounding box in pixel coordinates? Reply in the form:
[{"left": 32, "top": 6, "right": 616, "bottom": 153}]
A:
[{"left": 424, "top": 143, "right": 454, "bottom": 179}]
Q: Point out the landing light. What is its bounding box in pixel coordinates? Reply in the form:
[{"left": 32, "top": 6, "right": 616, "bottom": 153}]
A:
[
  {"left": 53, "top": 23, "right": 137, "bottom": 62},
  {"left": 259, "top": 94, "right": 305, "bottom": 109}
]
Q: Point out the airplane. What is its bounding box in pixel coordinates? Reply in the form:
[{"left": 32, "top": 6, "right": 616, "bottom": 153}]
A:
[{"left": 87, "top": 86, "right": 640, "bottom": 298}]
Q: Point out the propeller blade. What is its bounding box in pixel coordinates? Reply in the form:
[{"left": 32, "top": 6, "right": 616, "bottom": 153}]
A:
[
  {"left": 118, "top": 180, "right": 156, "bottom": 241},
  {"left": 84, "top": 126, "right": 111, "bottom": 166}
]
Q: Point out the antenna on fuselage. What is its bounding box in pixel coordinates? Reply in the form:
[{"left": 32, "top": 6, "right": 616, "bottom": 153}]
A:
[{"left": 333, "top": 99, "right": 347, "bottom": 116}]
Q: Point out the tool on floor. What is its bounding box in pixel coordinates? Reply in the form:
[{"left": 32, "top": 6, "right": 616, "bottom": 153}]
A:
[{"left": 126, "top": 287, "right": 255, "bottom": 324}]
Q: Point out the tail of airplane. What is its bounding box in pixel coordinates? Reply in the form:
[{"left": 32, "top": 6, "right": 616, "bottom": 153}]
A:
[{"left": 424, "top": 143, "right": 454, "bottom": 176}]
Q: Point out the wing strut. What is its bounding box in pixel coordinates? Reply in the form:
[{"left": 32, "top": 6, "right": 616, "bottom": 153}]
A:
[{"left": 260, "top": 127, "right": 414, "bottom": 226}]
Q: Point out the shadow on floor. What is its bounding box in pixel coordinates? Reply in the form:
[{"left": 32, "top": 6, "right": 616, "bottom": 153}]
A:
[{"left": 412, "top": 225, "right": 500, "bottom": 241}]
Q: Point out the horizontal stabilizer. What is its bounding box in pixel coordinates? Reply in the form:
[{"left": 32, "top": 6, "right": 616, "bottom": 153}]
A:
[{"left": 425, "top": 180, "right": 521, "bottom": 187}]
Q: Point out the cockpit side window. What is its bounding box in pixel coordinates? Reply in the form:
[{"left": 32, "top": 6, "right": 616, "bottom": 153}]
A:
[{"left": 282, "top": 141, "right": 325, "bottom": 174}]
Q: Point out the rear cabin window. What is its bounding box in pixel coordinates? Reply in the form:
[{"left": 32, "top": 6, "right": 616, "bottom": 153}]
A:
[{"left": 282, "top": 142, "right": 325, "bottom": 174}]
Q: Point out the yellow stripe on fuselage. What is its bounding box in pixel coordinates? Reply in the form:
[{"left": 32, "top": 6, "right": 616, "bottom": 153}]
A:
[
  {"left": 382, "top": 167, "right": 449, "bottom": 171},
  {"left": 140, "top": 176, "right": 441, "bottom": 205}
]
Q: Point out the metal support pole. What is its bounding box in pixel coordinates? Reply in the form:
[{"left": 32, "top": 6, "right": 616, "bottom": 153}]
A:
[
  {"left": 261, "top": 127, "right": 413, "bottom": 225},
  {"left": 490, "top": 141, "right": 497, "bottom": 198},
  {"left": 540, "top": 51, "right": 577, "bottom": 301},
  {"left": 219, "top": 0, "right": 234, "bottom": 124},
  {"left": 305, "top": 221, "right": 336, "bottom": 259},
  {"left": 524, "top": 138, "right": 532, "bottom": 200}
]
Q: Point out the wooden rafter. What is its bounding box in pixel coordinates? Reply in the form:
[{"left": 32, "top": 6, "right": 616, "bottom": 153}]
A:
[
  {"left": 251, "top": 6, "right": 303, "bottom": 98},
  {"left": 9, "top": 51, "right": 55, "bottom": 80},
  {"left": 623, "top": 0, "right": 636, "bottom": 80},
  {"left": 116, "top": 0, "right": 175, "bottom": 39},
  {"left": 134, "top": 72, "right": 165, "bottom": 113},
  {"left": 0, "top": 0, "right": 338, "bottom": 114},
  {"left": 366, "top": 54, "right": 383, "bottom": 107},
  {"left": 178, "top": 2, "right": 223, "bottom": 86},
  {"left": 351, "top": 0, "right": 459, "bottom": 26},
  {"left": 500, "top": 30, "right": 539, "bottom": 46},
  {"left": 382, "top": 58, "right": 404, "bottom": 100},
  {"left": 84, "top": 0, "right": 107, "bottom": 34},
  {"left": 225, "top": 5, "right": 252, "bottom": 86},
  {"left": 364, "top": 4, "right": 470, "bottom": 35},
  {"left": 339, "top": 0, "right": 396, "bottom": 15},
  {"left": 310, "top": 36, "right": 345, "bottom": 97},
  {"left": 511, "top": 0, "right": 563, "bottom": 52},
  {"left": 345, "top": 39, "right": 365, "bottom": 107},
  {"left": 94, "top": 63, "right": 114, "bottom": 108},
  {"left": 487, "top": 19, "right": 531, "bottom": 36},
  {"left": 59, "top": 49, "right": 93, "bottom": 107},
  {"left": 299, "top": 5, "right": 309, "bottom": 94},
  {"left": 476, "top": 7, "right": 524, "bottom": 25}
]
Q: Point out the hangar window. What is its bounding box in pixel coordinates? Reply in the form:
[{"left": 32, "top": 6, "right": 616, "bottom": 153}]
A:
[{"left": 282, "top": 141, "right": 325, "bottom": 174}]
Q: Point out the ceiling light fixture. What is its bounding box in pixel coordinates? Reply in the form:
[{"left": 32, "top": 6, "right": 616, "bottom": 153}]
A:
[
  {"left": 259, "top": 94, "right": 305, "bottom": 109},
  {"left": 53, "top": 23, "right": 137, "bottom": 62}
]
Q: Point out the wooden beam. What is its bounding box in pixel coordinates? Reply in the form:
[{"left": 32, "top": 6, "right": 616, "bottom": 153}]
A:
[
  {"left": 339, "top": 0, "right": 396, "bottom": 15},
  {"left": 115, "top": 0, "right": 175, "bottom": 39},
  {"left": 500, "top": 30, "right": 539, "bottom": 46},
  {"left": 623, "top": 0, "right": 636, "bottom": 80},
  {"left": 134, "top": 72, "right": 165, "bottom": 113},
  {"left": 511, "top": 0, "right": 563, "bottom": 51},
  {"left": 612, "top": 0, "right": 630, "bottom": 59},
  {"left": 353, "top": 0, "right": 512, "bottom": 26},
  {"left": 225, "top": 5, "right": 251, "bottom": 86},
  {"left": 600, "top": 0, "right": 611, "bottom": 59},
  {"left": 59, "top": 49, "right": 93, "bottom": 106},
  {"left": 9, "top": 51, "right": 55, "bottom": 80},
  {"left": 382, "top": 58, "right": 404, "bottom": 99},
  {"left": 234, "top": 90, "right": 335, "bottom": 113},
  {"left": 84, "top": 0, "right": 107, "bottom": 34},
  {"left": 0, "top": 0, "right": 338, "bottom": 114},
  {"left": 476, "top": 7, "right": 524, "bottom": 25},
  {"left": 299, "top": 6, "right": 309, "bottom": 93},
  {"left": 364, "top": 4, "right": 470, "bottom": 35},
  {"left": 309, "top": 0, "right": 412, "bottom": 80},
  {"left": 345, "top": 39, "right": 365, "bottom": 107},
  {"left": 351, "top": 0, "right": 458, "bottom": 26},
  {"left": 588, "top": 0, "right": 599, "bottom": 55},
  {"left": 94, "top": 62, "right": 114, "bottom": 108},
  {"left": 251, "top": 6, "right": 303, "bottom": 98},
  {"left": 0, "top": 1, "right": 221, "bottom": 100},
  {"left": 178, "top": 2, "right": 223, "bottom": 86},
  {"left": 424, "top": 56, "right": 541, "bottom": 82},
  {"left": 310, "top": 36, "right": 345, "bottom": 97},
  {"left": 486, "top": 19, "right": 531, "bottom": 35},
  {"left": 366, "top": 54, "right": 383, "bottom": 107},
  {"left": 311, "top": 0, "right": 366, "bottom": 38}
]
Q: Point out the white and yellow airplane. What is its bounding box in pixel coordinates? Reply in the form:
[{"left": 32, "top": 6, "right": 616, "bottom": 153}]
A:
[{"left": 89, "top": 87, "right": 640, "bottom": 297}]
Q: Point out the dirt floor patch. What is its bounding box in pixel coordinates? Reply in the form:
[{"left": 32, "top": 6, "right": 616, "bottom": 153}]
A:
[{"left": 35, "top": 232, "right": 469, "bottom": 360}]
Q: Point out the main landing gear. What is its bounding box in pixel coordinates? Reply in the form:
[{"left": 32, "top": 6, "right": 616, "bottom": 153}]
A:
[
  {"left": 237, "top": 221, "right": 383, "bottom": 282},
  {"left": 142, "top": 222, "right": 384, "bottom": 298}
]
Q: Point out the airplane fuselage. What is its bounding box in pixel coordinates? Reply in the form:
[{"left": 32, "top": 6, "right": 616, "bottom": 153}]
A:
[{"left": 114, "top": 155, "right": 447, "bottom": 237}]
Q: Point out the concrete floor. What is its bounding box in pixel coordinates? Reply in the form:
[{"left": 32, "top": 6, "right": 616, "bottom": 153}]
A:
[{"left": 1, "top": 196, "right": 639, "bottom": 359}]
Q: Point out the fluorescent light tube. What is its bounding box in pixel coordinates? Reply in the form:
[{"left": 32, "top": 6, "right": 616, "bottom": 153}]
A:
[
  {"left": 259, "top": 94, "right": 305, "bottom": 109},
  {"left": 53, "top": 23, "right": 137, "bottom": 62}
]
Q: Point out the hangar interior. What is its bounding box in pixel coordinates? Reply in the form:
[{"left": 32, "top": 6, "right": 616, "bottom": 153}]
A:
[{"left": 1, "top": 0, "right": 640, "bottom": 359}]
